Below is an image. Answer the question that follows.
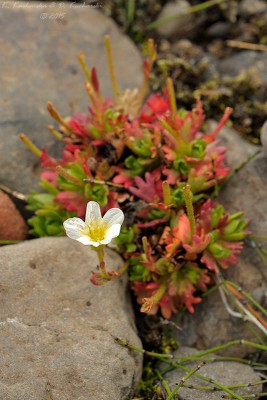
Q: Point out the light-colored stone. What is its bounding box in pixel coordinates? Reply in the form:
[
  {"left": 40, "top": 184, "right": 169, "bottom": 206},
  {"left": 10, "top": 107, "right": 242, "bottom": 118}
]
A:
[
  {"left": 0, "top": 2, "right": 142, "bottom": 194},
  {"left": 219, "top": 151, "right": 267, "bottom": 256},
  {"left": 240, "top": 0, "right": 267, "bottom": 17},
  {"left": 0, "top": 237, "right": 142, "bottom": 400},
  {"left": 261, "top": 120, "right": 267, "bottom": 153},
  {"left": 218, "top": 51, "right": 267, "bottom": 83},
  {"left": 162, "top": 347, "right": 262, "bottom": 400},
  {"left": 206, "top": 119, "right": 261, "bottom": 170},
  {"left": 156, "top": 0, "right": 196, "bottom": 39}
]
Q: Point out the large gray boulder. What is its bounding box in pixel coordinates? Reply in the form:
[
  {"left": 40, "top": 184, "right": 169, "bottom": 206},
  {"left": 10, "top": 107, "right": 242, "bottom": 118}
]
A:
[
  {"left": 0, "top": 3, "right": 142, "bottom": 193},
  {"left": 0, "top": 237, "right": 142, "bottom": 400}
]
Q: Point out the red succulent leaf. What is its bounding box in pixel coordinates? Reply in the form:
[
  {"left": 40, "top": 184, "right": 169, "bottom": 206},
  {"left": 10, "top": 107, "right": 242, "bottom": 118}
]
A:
[
  {"left": 204, "top": 107, "right": 232, "bottom": 144},
  {"left": 183, "top": 231, "right": 211, "bottom": 257},
  {"left": 165, "top": 213, "right": 191, "bottom": 257},
  {"left": 129, "top": 172, "right": 163, "bottom": 202},
  {"left": 137, "top": 219, "right": 167, "bottom": 229},
  {"left": 40, "top": 148, "right": 57, "bottom": 168},
  {"left": 201, "top": 251, "right": 219, "bottom": 272},
  {"left": 55, "top": 191, "right": 87, "bottom": 218},
  {"left": 91, "top": 67, "right": 99, "bottom": 93}
]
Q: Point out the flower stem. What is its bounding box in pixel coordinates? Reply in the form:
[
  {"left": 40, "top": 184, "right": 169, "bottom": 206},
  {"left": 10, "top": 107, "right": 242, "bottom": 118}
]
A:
[
  {"left": 77, "top": 51, "right": 91, "bottom": 82},
  {"left": 141, "top": 281, "right": 168, "bottom": 313},
  {"left": 0, "top": 240, "right": 21, "bottom": 245},
  {"left": 165, "top": 362, "right": 245, "bottom": 400},
  {"left": 56, "top": 166, "right": 84, "bottom": 188},
  {"left": 116, "top": 339, "right": 246, "bottom": 400},
  {"left": 47, "top": 125, "right": 63, "bottom": 140},
  {"left": 222, "top": 394, "right": 267, "bottom": 399},
  {"left": 104, "top": 35, "right": 120, "bottom": 97},
  {"left": 19, "top": 133, "right": 41, "bottom": 157},
  {"left": 115, "top": 338, "right": 173, "bottom": 360},
  {"left": 176, "top": 355, "right": 265, "bottom": 368},
  {"left": 47, "top": 102, "right": 71, "bottom": 131},
  {"left": 162, "top": 181, "right": 172, "bottom": 206},
  {"left": 85, "top": 81, "right": 101, "bottom": 115},
  {"left": 183, "top": 184, "right": 195, "bottom": 240},
  {"left": 166, "top": 77, "right": 177, "bottom": 115},
  {"left": 155, "top": 369, "right": 172, "bottom": 396},
  {"left": 176, "top": 340, "right": 267, "bottom": 363},
  {"left": 223, "top": 280, "right": 267, "bottom": 319},
  {"left": 166, "top": 362, "right": 206, "bottom": 400},
  {"left": 142, "top": 236, "right": 149, "bottom": 256},
  {"left": 139, "top": 38, "right": 156, "bottom": 100},
  {"left": 182, "top": 380, "right": 267, "bottom": 391},
  {"left": 147, "top": 0, "right": 226, "bottom": 30}
]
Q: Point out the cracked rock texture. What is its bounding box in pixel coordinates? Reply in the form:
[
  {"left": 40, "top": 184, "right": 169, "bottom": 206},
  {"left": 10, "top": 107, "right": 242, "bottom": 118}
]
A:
[
  {"left": 0, "top": 237, "right": 142, "bottom": 400},
  {"left": 161, "top": 347, "right": 262, "bottom": 400},
  {"left": 175, "top": 125, "right": 266, "bottom": 357},
  {"left": 0, "top": 3, "right": 142, "bottom": 194}
]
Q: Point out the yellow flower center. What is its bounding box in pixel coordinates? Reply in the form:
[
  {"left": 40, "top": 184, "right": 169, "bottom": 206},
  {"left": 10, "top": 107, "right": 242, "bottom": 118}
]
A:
[{"left": 83, "top": 220, "right": 109, "bottom": 242}]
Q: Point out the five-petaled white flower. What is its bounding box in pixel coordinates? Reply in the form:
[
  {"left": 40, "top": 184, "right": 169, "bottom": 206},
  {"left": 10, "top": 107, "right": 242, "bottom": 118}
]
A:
[{"left": 63, "top": 201, "right": 124, "bottom": 247}]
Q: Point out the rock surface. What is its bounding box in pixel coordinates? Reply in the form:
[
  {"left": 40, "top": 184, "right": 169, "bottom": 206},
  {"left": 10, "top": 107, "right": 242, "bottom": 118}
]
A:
[
  {"left": 0, "top": 237, "right": 142, "bottom": 400},
  {"left": 0, "top": 190, "right": 28, "bottom": 240},
  {"left": 218, "top": 51, "right": 267, "bottom": 83},
  {"left": 0, "top": 2, "right": 142, "bottom": 194},
  {"left": 175, "top": 127, "right": 266, "bottom": 357},
  {"left": 240, "top": 0, "right": 267, "bottom": 17},
  {"left": 161, "top": 347, "right": 262, "bottom": 400},
  {"left": 207, "top": 120, "right": 261, "bottom": 170},
  {"left": 155, "top": 0, "right": 198, "bottom": 39}
]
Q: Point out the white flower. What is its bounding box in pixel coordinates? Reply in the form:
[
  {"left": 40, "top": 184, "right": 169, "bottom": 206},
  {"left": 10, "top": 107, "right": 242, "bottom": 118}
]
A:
[{"left": 63, "top": 201, "right": 124, "bottom": 247}]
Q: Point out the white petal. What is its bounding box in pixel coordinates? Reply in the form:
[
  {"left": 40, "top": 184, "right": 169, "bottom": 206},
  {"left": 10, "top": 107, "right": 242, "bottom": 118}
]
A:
[
  {"left": 63, "top": 218, "right": 87, "bottom": 240},
  {"left": 76, "top": 236, "right": 94, "bottom": 245},
  {"left": 79, "top": 239, "right": 100, "bottom": 247},
  {"left": 85, "top": 201, "right": 102, "bottom": 225},
  {"left": 100, "top": 224, "right": 121, "bottom": 244},
  {"left": 102, "top": 208, "right": 124, "bottom": 227}
]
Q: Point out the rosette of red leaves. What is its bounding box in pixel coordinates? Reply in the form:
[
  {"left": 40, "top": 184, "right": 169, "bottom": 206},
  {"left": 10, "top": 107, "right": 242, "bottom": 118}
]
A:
[{"left": 22, "top": 37, "right": 249, "bottom": 318}]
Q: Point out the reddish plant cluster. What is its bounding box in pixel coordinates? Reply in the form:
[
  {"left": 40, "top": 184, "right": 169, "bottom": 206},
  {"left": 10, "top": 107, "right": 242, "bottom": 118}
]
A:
[{"left": 24, "top": 38, "right": 249, "bottom": 318}]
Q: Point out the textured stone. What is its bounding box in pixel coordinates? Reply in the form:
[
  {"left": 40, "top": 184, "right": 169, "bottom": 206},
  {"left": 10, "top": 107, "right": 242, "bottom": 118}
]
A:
[
  {"left": 219, "top": 150, "right": 267, "bottom": 262},
  {"left": 162, "top": 347, "right": 262, "bottom": 400},
  {"left": 206, "top": 119, "right": 261, "bottom": 170},
  {"left": 0, "top": 2, "right": 142, "bottom": 194},
  {"left": 0, "top": 237, "right": 142, "bottom": 400},
  {"left": 155, "top": 0, "right": 198, "bottom": 39},
  {"left": 261, "top": 120, "right": 267, "bottom": 154},
  {"left": 0, "top": 190, "right": 28, "bottom": 240},
  {"left": 218, "top": 51, "right": 267, "bottom": 83},
  {"left": 240, "top": 0, "right": 267, "bottom": 17},
  {"left": 174, "top": 129, "right": 266, "bottom": 357}
]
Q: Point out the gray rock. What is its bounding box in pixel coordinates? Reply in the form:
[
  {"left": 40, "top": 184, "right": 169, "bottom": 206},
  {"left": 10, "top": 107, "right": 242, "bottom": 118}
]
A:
[
  {"left": 260, "top": 120, "right": 267, "bottom": 153},
  {"left": 175, "top": 248, "right": 266, "bottom": 357},
  {"left": 219, "top": 150, "right": 267, "bottom": 276},
  {"left": 174, "top": 129, "right": 266, "bottom": 357},
  {"left": 206, "top": 119, "right": 261, "bottom": 170},
  {"left": 155, "top": 0, "right": 197, "bottom": 39},
  {"left": 161, "top": 347, "right": 262, "bottom": 400},
  {"left": 240, "top": 0, "right": 267, "bottom": 17},
  {"left": 206, "top": 22, "right": 233, "bottom": 38},
  {"left": 0, "top": 2, "right": 142, "bottom": 194},
  {"left": 0, "top": 237, "right": 142, "bottom": 400},
  {"left": 218, "top": 51, "right": 267, "bottom": 83}
]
